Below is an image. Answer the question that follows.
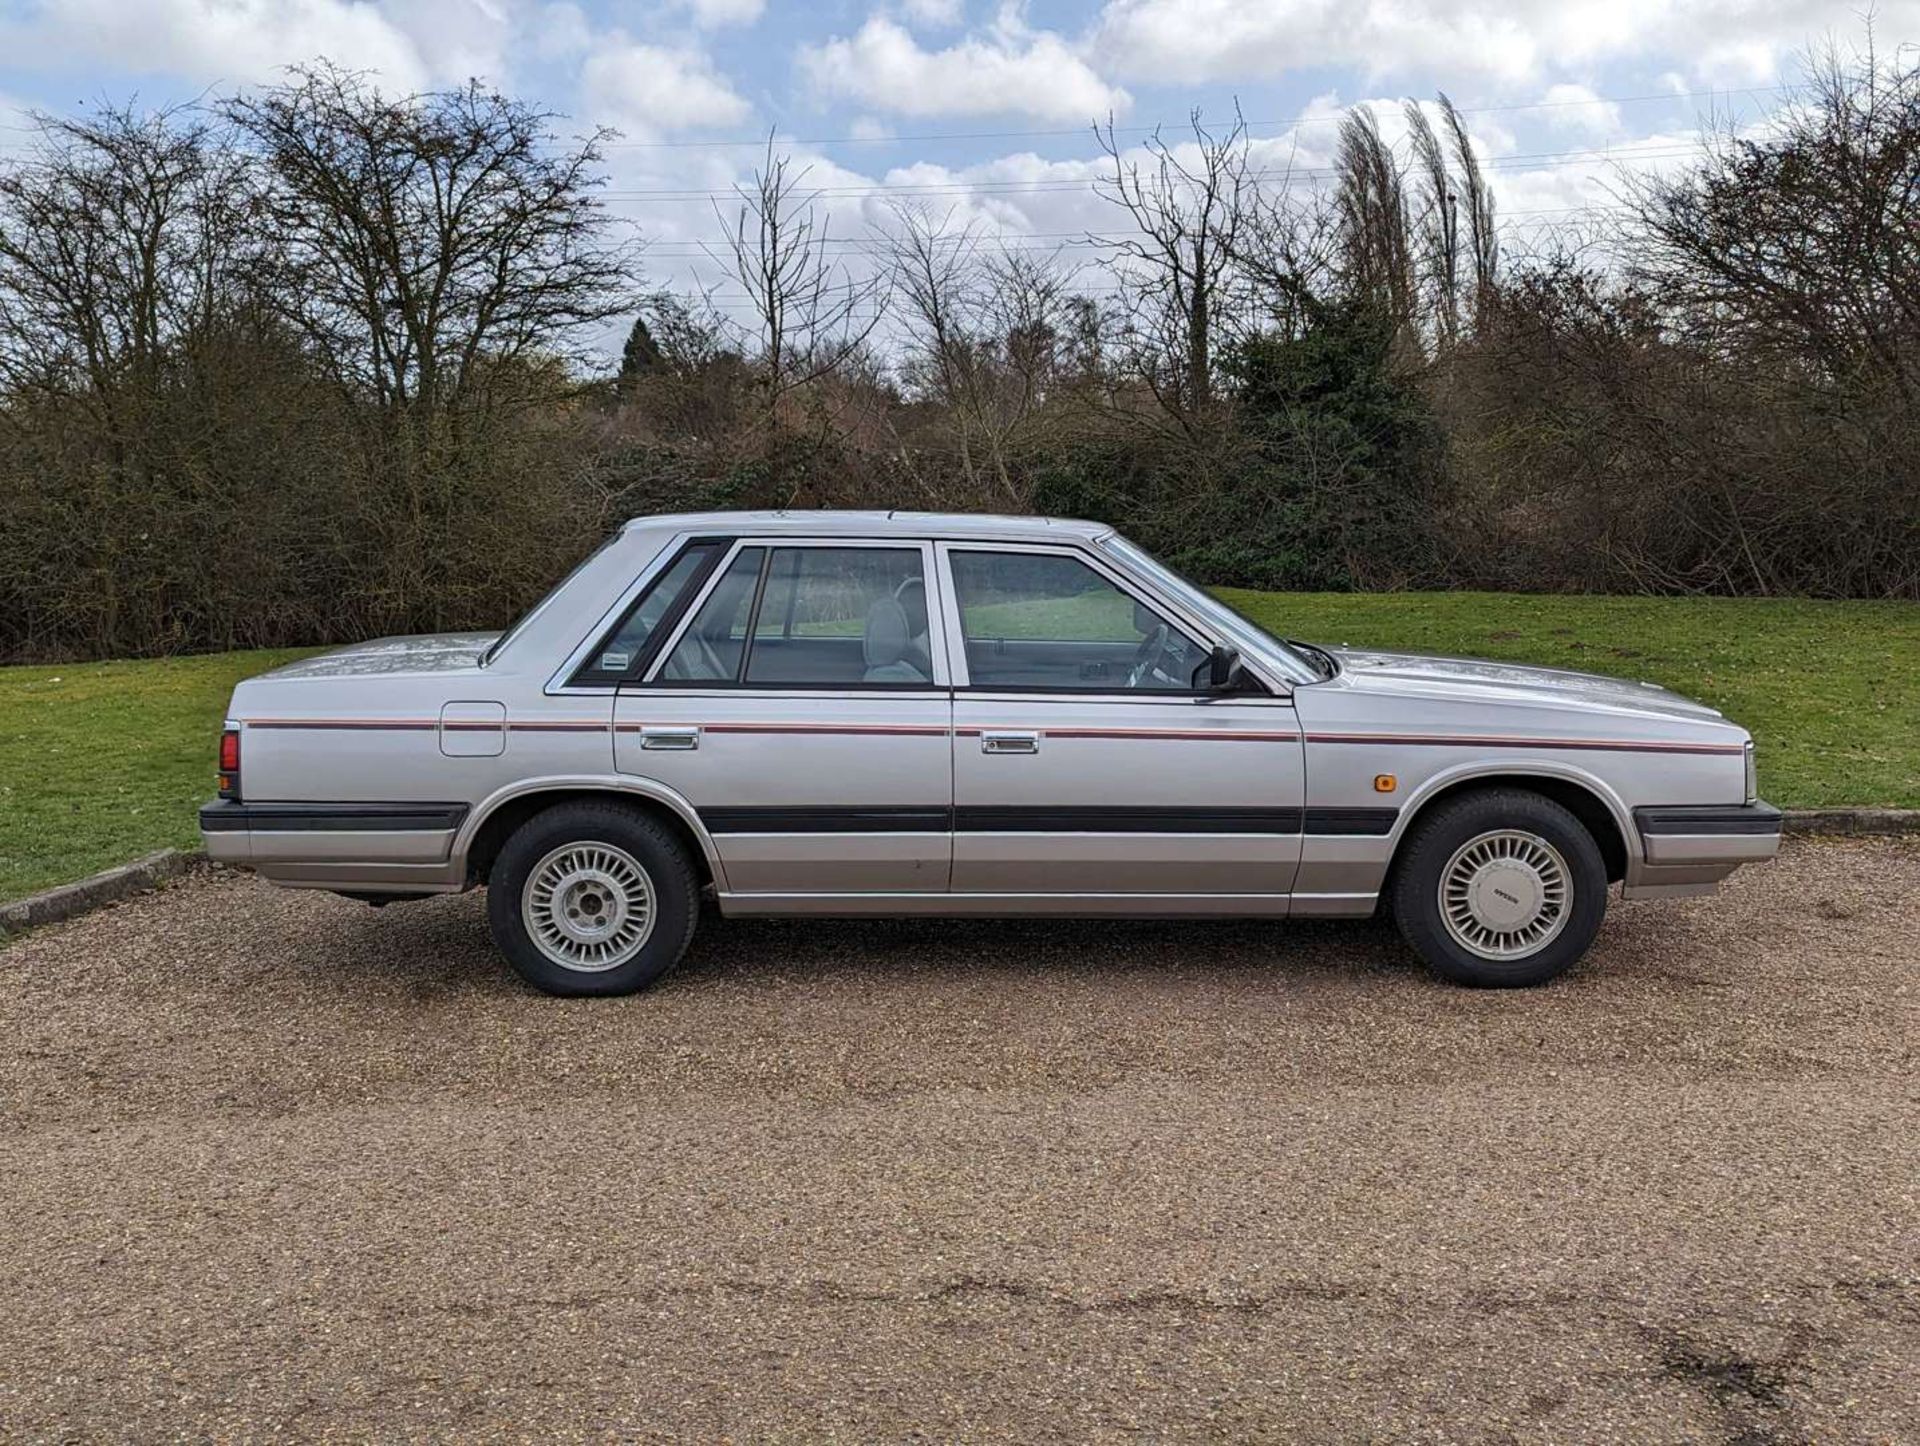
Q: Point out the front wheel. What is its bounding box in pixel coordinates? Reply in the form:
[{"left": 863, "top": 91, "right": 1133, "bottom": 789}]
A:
[
  {"left": 487, "top": 801, "right": 698, "bottom": 996},
  {"left": 1389, "top": 789, "right": 1608, "bottom": 987}
]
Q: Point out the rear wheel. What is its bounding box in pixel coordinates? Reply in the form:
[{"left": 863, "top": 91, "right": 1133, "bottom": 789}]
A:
[
  {"left": 1390, "top": 789, "right": 1608, "bottom": 987},
  {"left": 487, "top": 801, "right": 697, "bottom": 996}
]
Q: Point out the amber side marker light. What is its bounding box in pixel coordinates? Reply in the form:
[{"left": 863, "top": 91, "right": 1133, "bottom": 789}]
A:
[
  {"left": 1374, "top": 774, "right": 1397, "bottom": 793},
  {"left": 218, "top": 728, "right": 241, "bottom": 801}
]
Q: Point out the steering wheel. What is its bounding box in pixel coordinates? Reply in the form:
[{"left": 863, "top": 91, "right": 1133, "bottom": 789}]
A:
[{"left": 1126, "top": 623, "right": 1177, "bottom": 689}]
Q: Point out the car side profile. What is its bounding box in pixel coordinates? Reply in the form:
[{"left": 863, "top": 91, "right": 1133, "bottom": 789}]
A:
[{"left": 199, "top": 511, "right": 1781, "bottom": 994}]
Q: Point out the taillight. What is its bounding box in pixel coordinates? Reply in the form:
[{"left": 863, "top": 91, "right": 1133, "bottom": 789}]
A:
[{"left": 218, "top": 728, "right": 241, "bottom": 801}]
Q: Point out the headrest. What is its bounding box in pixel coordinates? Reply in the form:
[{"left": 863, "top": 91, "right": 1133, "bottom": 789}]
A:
[
  {"left": 896, "top": 576, "right": 929, "bottom": 636},
  {"left": 864, "top": 595, "right": 911, "bottom": 667}
]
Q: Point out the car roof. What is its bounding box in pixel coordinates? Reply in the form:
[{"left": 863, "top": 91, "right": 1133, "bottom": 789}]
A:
[{"left": 618, "top": 509, "right": 1115, "bottom": 543}]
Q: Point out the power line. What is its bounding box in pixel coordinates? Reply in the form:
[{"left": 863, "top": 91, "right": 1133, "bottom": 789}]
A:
[
  {"left": 635, "top": 204, "right": 1629, "bottom": 258},
  {"left": 595, "top": 140, "right": 1711, "bottom": 202},
  {"left": 593, "top": 84, "right": 1794, "bottom": 150}
]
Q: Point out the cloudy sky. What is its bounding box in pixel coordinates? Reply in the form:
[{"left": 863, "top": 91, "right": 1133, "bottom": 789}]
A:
[{"left": 0, "top": 0, "right": 1904, "bottom": 325}]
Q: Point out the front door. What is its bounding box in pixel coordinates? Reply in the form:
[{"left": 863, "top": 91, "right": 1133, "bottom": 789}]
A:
[
  {"left": 938, "top": 543, "right": 1306, "bottom": 902},
  {"left": 614, "top": 538, "right": 952, "bottom": 898}
]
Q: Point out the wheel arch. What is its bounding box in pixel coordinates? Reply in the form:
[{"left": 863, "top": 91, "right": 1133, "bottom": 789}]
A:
[
  {"left": 1385, "top": 764, "right": 1635, "bottom": 884},
  {"left": 455, "top": 775, "right": 723, "bottom": 890}
]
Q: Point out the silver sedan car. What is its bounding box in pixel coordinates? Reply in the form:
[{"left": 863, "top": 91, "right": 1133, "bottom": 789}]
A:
[{"left": 200, "top": 511, "right": 1780, "bottom": 994}]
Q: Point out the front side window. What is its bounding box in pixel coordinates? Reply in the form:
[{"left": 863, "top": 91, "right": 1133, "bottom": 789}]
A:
[
  {"left": 655, "top": 545, "right": 932, "bottom": 686},
  {"left": 949, "top": 549, "right": 1205, "bottom": 691}
]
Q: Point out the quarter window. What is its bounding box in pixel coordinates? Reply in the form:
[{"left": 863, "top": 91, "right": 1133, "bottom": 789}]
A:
[
  {"left": 949, "top": 549, "right": 1204, "bottom": 691},
  {"left": 571, "top": 541, "right": 721, "bottom": 685}
]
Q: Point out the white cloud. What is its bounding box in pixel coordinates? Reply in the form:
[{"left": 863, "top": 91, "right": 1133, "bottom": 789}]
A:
[
  {"left": 799, "top": 15, "right": 1130, "bottom": 123},
  {"left": 6, "top": 0, "right": 440, "bottom": 88},
  {"left": 1538, "top": 82, "right": 1623, "bottom": 136},
  {"left": 532, "top": 2, "right": 592, "bottom": 60},
  {"left": 676, "top": 0, "right": 765, "bottom": 28},
  {"left": 582, "top": 41, "right": 753, "bottom": 138},
  {"left": 900, "top": 0, "right": 965, "bottom": 25},
  {"left": 1090, "top": 0, "right": 1920, "bottom": 88}
]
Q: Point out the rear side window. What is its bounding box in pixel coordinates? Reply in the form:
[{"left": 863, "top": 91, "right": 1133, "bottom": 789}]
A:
[
  {"left": 570, "top": 542, "right": 723, "bottom": 685},
  {"left": 652, "top": 545, "right": 931, "bottom": 687},
  {"left": 746, "top": 547, "right": 927, "bottom": 686}
]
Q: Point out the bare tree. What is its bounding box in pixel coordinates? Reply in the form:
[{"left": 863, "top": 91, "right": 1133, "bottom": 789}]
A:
[
  {"left": 0, "top": 103, "right": 264, "bottom": 656},
  {"left": 1626, "top": 40, "right": 1920, "bottom": 401},
  {"left": 1232, "top": 150, "right": 1339, "bottom": 343},
  {"left": 1405, "top": 102, "right": 1461, "bottom": 345},
  {"left": 1440, "top": 94, "right": 1499, "bottom": 322},
  {"left": 0, "top": 103, "right": 248, "bottom": 402},
  {"left": 710, "top": 137, "right": 886, "bottom": 405},
  {"left": 1094, "top": 108, "right": 1252, "bottom": 419},
  {"left": 883, "top": 203, "right": 1078, "bottom": 504},
  {"left": 1335, "top": 105, "right": 1415, "bottom": 331},
  {"left": 224, "top": 64, "right": 634, "bottom": 425}
]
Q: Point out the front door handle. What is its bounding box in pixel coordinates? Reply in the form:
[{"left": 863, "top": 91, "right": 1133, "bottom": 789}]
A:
[
  {"left": 980, "top": 730, "right": 1039, "bottom": 754},
  {"left": 638, "top": 726, "right": 699, "bottom": 751}
]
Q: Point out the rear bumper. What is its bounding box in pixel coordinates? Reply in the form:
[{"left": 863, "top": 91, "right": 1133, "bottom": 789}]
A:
[
  {"left": 1633, "top": 802, "right": 1783, "bottom": 865},
  {"left": 199, "top": 801, "right": 469, "bottom": 892}
]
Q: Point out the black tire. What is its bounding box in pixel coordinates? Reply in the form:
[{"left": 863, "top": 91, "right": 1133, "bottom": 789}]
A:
[
  {"left": 486, "top": 800, "right": 698, "bottom": 997},
  {"left": 1389, "top": 788, "right": 1608, "bottom": 987}
]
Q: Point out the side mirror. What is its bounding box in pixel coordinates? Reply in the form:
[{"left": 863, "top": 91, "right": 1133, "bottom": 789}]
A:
[{"left": 1196, "top": 645, "right": 1246, "bottom": 694}]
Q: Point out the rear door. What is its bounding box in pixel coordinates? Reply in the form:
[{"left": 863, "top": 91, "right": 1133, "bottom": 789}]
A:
[
  {"left": 613, "top": 537, "right": 953, "bottom": 899},
  {"left": 939, "top": 542, "right": 1305, "bottom": 902}
]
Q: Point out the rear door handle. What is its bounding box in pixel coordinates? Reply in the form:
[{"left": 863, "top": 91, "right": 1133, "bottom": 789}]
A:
[
  {"left": 638, "top": 726, "right": 699, "bottom": 751},
  {"left": 980, "top": 731, "right": 1039, "bottom": 754}
]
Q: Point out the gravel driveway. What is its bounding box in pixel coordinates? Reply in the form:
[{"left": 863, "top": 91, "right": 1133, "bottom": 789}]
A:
[{"left": 1, "top": 839, "right": 1916, "bottom": 1442}]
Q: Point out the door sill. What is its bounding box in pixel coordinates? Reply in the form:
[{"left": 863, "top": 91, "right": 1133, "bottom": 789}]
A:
[{"left": 716, "top": 890, "right": 1296, "bottom": 918}]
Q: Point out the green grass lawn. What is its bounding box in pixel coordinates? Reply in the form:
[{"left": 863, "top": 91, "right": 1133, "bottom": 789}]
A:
[
  {"left": 2, "top": 591, "right": 1916, "bottom": 903},
  {"left": 0, "top": 648, "right": 321, "bottom": 904},
  {"left": 1223, "top": 590, "right": 1920, "bottom": 813}
]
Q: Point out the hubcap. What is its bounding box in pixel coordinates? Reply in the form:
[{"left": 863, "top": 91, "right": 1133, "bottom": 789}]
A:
[
  {"left": 521, "top": 842, "right": 656, "bottom": 973},
  {"left": 1438, "top": 829, "right": 1572, "bottom": 961}
]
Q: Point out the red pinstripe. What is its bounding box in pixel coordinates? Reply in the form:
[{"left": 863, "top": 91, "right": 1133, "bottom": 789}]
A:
[{"left": 242, "top": 718, "right": 1739, "bottom": 755}]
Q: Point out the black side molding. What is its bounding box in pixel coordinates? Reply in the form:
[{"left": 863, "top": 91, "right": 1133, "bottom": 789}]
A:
[
  {"left": 696, "top": 804, "right": 1399, "bottom": 836},
  {"left": 701, "top": 805, "right": 952, "bottom": 834},
  {"left": 199, "top": 801, "right": 469, "bottom": 833},
  {"left": 954, "top": 805, "right": 1306, "bottom": 834},
  {"left": 1633, "top": 802, "right": 1782, "bottom": 836},
  {"left": 1302, "top": 807, "right": 1398, "bottom": 836}
]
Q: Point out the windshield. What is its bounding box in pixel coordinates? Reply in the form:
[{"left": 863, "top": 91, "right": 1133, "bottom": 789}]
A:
[{"left": 1097, "top": 534, "right": 1325, "bottom": 686}]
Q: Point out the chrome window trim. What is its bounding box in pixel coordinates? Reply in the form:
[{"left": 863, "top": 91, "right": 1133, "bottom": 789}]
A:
[
  {"left": 933, "top": 539, "right": 1293, "bottom": 698},
  {"left": 619, "top": 687, "right": 952, "bottom": 702},
  {"left": 634, "top": 536, "right": 949, "bottom": 691},
  {"left": 954, "top": 690, "right": 1296, "bottom": 710}
]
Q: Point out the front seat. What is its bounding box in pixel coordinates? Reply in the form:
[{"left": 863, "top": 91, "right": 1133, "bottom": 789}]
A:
[
  {"left": 862, "top": 596, "right": 929, "bottom": 683},
  {"left": 894, "top": 576, "right": 933, "bottom": 676}
]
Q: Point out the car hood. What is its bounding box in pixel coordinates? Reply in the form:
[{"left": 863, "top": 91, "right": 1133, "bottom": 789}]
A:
[
  {"left": 1326, "top": 647, "right": 1725, "bottom": 723},
  {"left": 259, "top": 632, "right": 503, "bottom": 680}
]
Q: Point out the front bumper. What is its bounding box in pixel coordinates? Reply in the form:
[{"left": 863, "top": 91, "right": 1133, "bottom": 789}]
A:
[
  {"left": 1633, "top": 802, "right": 1783, "bottom": 866},
  {"left": 1618, "top": 802, "right": 1781, "bottom": 900}
]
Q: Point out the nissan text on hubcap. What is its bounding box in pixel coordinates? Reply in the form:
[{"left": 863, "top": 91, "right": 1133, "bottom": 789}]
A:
[
  {"left": 1438, "top": 829, "right": 1572, "bottom": 961},
  {"left": 523, "top": 842, "right": 656, "bottom": 972}
]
